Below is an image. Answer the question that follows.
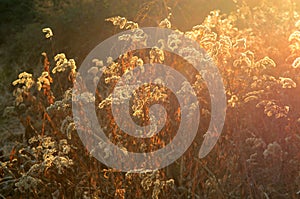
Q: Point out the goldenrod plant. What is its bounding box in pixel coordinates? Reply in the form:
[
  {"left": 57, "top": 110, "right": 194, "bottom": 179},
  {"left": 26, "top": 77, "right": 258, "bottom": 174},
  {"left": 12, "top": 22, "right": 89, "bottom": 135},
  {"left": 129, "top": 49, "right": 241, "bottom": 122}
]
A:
[{"left": 1, "top": 0, "right": 300, "bottom": 198}]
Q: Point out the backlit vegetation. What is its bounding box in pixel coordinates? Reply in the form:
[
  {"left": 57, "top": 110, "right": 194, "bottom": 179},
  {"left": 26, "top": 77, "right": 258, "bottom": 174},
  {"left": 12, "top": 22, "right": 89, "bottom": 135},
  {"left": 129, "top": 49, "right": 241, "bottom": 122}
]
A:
[{"left": 1, "top": 0, "right": 300, "bottom": 198}]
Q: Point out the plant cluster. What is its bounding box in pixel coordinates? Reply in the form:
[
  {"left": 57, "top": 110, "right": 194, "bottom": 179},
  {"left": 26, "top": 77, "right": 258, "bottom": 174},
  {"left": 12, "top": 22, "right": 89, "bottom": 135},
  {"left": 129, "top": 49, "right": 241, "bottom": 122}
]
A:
[{"left": 1, "top": 0, "right": 300, "bottom": 198}]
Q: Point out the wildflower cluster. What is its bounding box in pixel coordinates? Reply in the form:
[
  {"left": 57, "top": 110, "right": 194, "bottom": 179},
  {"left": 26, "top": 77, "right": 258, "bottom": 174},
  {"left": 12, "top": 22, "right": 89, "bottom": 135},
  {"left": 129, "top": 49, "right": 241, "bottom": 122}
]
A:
[{"left": 2, "top": 1, "right": 300, "bottom": 198}]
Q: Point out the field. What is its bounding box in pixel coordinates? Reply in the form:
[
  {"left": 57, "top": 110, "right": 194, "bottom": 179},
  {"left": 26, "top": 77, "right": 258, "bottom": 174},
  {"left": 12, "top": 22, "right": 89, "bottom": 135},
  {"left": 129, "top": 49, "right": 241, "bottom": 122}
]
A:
[{"left": 0, "top": 0, "right": 300, "bottom": 198}]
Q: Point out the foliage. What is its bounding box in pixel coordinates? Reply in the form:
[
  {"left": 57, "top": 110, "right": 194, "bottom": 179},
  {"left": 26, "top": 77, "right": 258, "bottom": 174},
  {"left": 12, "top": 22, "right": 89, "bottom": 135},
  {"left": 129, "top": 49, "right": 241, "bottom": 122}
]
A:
[{"left": 1, "top": 0, "right": 300, "bottom": 198}]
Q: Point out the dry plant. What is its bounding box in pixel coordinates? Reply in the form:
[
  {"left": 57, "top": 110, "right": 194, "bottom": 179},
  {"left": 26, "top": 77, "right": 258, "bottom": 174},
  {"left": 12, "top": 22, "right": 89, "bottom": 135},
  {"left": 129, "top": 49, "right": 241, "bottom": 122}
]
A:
[{"left": 1, "top": 0, "right": 300, "bottom": 198}]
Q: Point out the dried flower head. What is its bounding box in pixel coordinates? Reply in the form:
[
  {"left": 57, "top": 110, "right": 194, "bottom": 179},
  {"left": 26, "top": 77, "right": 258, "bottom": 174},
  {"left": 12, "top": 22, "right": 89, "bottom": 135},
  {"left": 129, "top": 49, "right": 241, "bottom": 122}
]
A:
[
  {"left": 37, "top": 71, "right": 51, "bottom": 91},
  {"left": 292, "top": 57, "right": 300, "bottom": 68},
  {"left": 279, "top": 77, "right": 296, "bottom": 88},
  {"left": 12, "top": 72, "right": 34, "bottom": 90},
  {"left": 228, "top": 94, "right": 239, "bottom": 107},
  {"left": 289, "top": 31, "right": 300, "bottom": 42},
  {"left": 263, "top": 142, "right": 282, "bottom": 159},
  {"left": 256, "top": 100, "right": 289, "bottom": 118},
  {"left": 52, "top": 53, "right": 77, "bottom": 81},
  {"left": 149, "top": 47, "right": 165, "bottom": 64},
  {"left": 255, "top": 56, "right": 276, "bottom": 69},
  {"left": 106, "top": 16, "right": 139, "bottom": 30},
  {"left": 42, "top": 27, "right": 53, "bottom": 39},
  {"left": 159, "top": 18, "right": 171, "bottom": 29}
]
